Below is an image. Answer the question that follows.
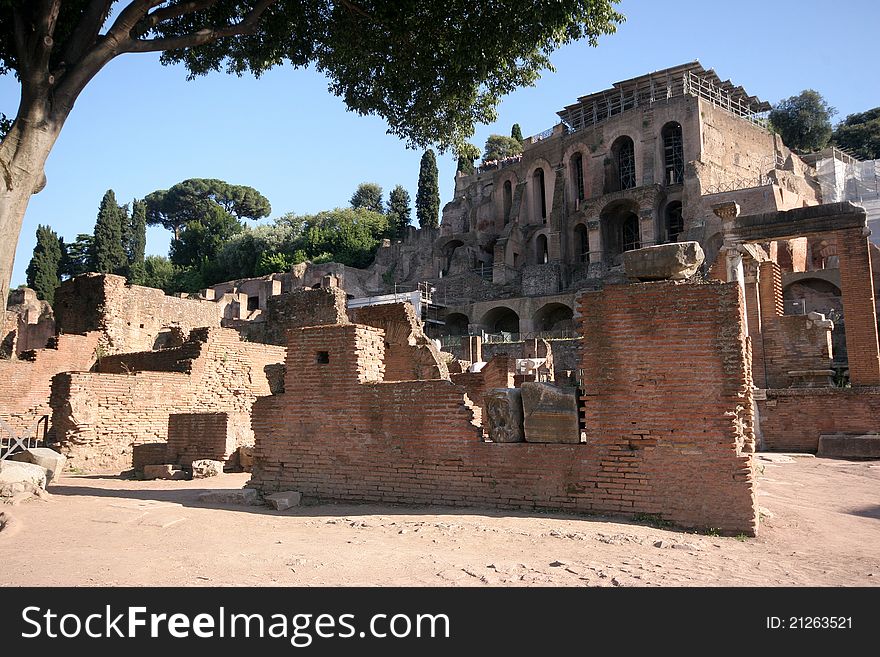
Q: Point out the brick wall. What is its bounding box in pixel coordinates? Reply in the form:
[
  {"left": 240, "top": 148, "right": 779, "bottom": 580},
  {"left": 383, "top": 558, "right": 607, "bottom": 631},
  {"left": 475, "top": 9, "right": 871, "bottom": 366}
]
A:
[
  {"left": 50, "top": 328, "right": 285, "bottom": 472},
  {"left": 167, "top": 412, "right": 246, "bottom": 466},
  {"left": 577, "top": 281, "right": 757, "bottom": 533},
  {"left": 251, "top": 284, "right": 758, "bottom": 534},
  {"left": 54, "top": 274, "right": 223, "bottom": 354},
  {"left": 0, "top": 332, "right": 100, "bottom": 438},
  {"left": 837, "top": 228, "right": 880, "bottom": 385},
  {"left": 350, "top": 302, "right": 449, "bottom": 381},
  {"left": 758, "top": 388, "right": 880, "bottom": 452}
]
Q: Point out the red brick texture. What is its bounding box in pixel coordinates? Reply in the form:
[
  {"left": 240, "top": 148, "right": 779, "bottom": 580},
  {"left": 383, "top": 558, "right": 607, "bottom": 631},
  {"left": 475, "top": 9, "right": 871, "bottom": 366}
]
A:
[
  {"left": 577, "top": 281, "right": 756, "bottom": 534},
  {"left": 0, "top": 332, "right": 100, "bottom": 438},
  {"left": 757, "top": 388, "right": 880, "bottom": 452},
  {"left": 837, "top": 228, "right": 880, "bottom": 385},
  {"left": 251, "top": 284, "right": 758, "bottom": 535},
  {"left": 167, "top": 412, "right": 245, "bottom": 466},
  {"left": 50, "top": 328, "right": 284, "bottom": 472}
]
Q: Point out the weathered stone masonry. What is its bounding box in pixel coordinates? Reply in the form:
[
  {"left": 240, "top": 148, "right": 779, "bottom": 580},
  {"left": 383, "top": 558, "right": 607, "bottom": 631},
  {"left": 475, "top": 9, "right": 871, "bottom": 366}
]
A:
[{"left": 250, "top": 281, "right": 757, "bottom": 535}]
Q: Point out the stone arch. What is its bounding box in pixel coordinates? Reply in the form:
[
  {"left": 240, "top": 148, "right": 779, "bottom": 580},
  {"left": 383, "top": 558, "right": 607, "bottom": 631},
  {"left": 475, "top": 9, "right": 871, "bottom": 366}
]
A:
[
  {"left": 600, "top": 199, "right": 641, "bottom": 265},
  {"left": 563, "top": 143, "right": 590, "bottom": 206},
  {"left": 525, "top": 158, "right": 554, "bottom": 225},
  {"left": 535, "top": 233, "right": 549, "bottom": 264},
  {"left": 443, "top": 312, "right": 470, "bottom": 336},
  {"left": 440, "top": 239, "right": 465, "bottom": 276},
  {"left": 481, "top": 306, "right": 520, "bottom": 334},
  {"left": 495, "top": 171, "right": 518, "bottom": 230},
  {"left": 664, "top": 200, "right": 684, "bottom": 242},
  {"left": 533, "top": 302, "right": 574, "bottom": 333},
  {"left": 783, "top": 278, "right": 843, "bottom": 316}
]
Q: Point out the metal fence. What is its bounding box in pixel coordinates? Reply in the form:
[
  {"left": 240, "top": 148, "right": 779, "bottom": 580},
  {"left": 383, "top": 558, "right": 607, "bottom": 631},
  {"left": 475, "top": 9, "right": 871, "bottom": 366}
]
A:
[{"left": 0, "top": 415, "right": 48, "bottom": 461}]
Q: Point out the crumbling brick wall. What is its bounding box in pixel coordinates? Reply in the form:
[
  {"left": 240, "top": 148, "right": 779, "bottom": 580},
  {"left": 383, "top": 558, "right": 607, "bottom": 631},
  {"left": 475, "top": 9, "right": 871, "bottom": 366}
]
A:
[
  {"left": 50, "top": 328, "right": 284, "bottom": 472},
  {"left": 54, "top": 274, "right": 223, "bottom": 354},
  {"left": 577, "top": 281, "right": 756, "bottom": 533},
  {"left": 167, "top": 412, "right": 249, "bottom": 466},
  {"left": 234, "top": 286, "right": 350, "bottom": 345},
  {"left": 0, "top": 332, "right": 100, "bottom": 439},
  {"left": 757, "top": 388, "right": 880, "bottom": 452},
  {"left": 350, "top": 302, "right": 449, "bottom": 381},
  {"left": 250, "top": 284, "right": 758, "bottom": 534}
]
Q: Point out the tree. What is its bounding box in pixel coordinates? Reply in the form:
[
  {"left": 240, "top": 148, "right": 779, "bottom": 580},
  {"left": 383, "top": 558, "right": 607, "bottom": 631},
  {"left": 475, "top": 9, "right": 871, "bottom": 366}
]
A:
[
  {"left": 60, "top": 233, "right": 94, "bottom": 278},
  {"left": 0, "top": 2, "right": 623, "bottom": 308},
  {"left": 832, "top": 108, "right": 880, "bottom": 161},
  {"left": 141, "top": 255, "right": 177, "bottom": 293},
  {"left": 92, "top": 190, "right": 128, "bottom": 275},
  {"left": 769, "top": 90, "right": 835, "bottom": 153},
  {"left": 299, "top": 207, "right": 389, "bottom": 269},
  {"left": 350, "top": 183, "right": 384, "bottom": 213},
  {"left": 511, "top": 123, "right": 524, "bottom": 143},
  {"left": 456, "top": 143, "right": 481, "bottom": 176},
  {"left": 416, "top": 149, "right": 440, "bottom": 229},
  {"left": 25, "top": 224, "right": 62, "bottom": 303},
  {"left": 145, "top": 178, "right": 271, "bottom": 241},
  {"left": 127, "top": 198, "right": 147, "bottom": 284},
  {"left": 386, "top": 185, "right": 412, "bottom": 238},
  {"left": 170, "top": 204, "right": 244, "bottom": 268},
  {"left": 483, "top": 134, "right": 523, "bottom": 161}
]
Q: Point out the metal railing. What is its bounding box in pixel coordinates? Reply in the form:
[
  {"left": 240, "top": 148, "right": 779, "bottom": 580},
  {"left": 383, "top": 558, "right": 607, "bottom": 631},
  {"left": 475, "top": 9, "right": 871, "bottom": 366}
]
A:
[{"left": 0, "top": 415, "right": 48, "bottom": 461}]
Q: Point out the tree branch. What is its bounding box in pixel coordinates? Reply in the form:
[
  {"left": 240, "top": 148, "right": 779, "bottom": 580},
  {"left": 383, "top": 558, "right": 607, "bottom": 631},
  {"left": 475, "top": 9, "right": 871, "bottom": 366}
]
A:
[
  {"left": 33, "top": 0, "right": 63, "bottom": 76},
  {"left": 146, "top": 1, "right": 221, "bottom": 28},
  {"left": 125, "top": 0, "right": 276, "bottom": 53},
  {"left": 338, "top": 0, "right": 373, "bottom": 20},
  {"left": 11, "top": 8, "right": 29, "bottom": 76},
  {"left": 62, "top": 0, "right": 114, "bottom": 68}
]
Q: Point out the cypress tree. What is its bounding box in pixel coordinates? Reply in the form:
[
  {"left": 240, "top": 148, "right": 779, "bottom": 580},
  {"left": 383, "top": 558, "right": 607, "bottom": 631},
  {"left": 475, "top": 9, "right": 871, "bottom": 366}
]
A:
[
  {"left": 511, "top": 123, "right": 524, "bottom": 143},
  {"left": 93, "top": 189, "right": 128, "bottom": 275},
  {"left": 416, "top": 149, "right": 440, "bottom": 229},
  {"left": 25, "top": 224, "right": 63, "bottom": 304},
  {"left": 128, "top": 199, "right": 147, "bottom": 284},
  {"left": 386, "top": 185, "right": 412, "bottom": 238}
]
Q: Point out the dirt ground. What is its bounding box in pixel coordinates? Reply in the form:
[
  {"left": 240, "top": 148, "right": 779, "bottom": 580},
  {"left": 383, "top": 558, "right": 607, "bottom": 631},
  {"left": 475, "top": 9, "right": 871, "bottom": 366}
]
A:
[{"left": 1, "top": 454, "right": 878, "bottom": 587}]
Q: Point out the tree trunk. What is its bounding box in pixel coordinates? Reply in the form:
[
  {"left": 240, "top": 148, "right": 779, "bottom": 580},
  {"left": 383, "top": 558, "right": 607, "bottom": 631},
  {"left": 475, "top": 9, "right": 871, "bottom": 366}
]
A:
[{"left": 0, "top": 111, "right": 65, "bottom": 311}]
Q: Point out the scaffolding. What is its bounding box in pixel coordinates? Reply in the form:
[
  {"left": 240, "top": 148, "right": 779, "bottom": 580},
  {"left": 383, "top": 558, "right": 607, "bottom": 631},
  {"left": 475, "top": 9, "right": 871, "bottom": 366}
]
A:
[{"left": 557, "top": 61, "right": 771, "bottom": 134}]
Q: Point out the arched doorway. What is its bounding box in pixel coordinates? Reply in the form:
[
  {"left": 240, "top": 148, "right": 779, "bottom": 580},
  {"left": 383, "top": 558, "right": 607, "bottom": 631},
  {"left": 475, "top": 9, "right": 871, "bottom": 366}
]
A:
[
  {"left": 443, "top": 312, "right": 470, "bottom": 336},
  {"left": 601, "top": 200, "right": 641, "bottom": 265},
  {"left": 573, "top": 223, "right": 589, "bottom": 263},
  {"left": 440, "top": 239, "right": 464, "bottom": 276},
  {"left": 533, "top": 303, "right": 574, "bottom": 333},
  {"left": 481, "top": 306, "right": 520, "bottom": 335}
]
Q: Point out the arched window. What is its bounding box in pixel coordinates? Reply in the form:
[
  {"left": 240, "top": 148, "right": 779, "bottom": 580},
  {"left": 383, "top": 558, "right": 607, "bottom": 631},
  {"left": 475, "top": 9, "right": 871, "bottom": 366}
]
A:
[
  {"left": 536, "top": 234, "right": 549, "bottom": 264},
  {"left": 503, "top": 180, "right": 512, "bottom": 225},
  {"left": 605, "top": 136, "right": 636, "bottom": 193},
  {"left": 662, "top": 122, "right": 684, "bottom": 185},
  {"left": 571, "top": 152, "right": 585, "bottom": 202},
  {"left": 533, "top": 168, "right": 547, "bottom": 222},
  {"left": 573, "top": 224, "right": 589, "bottom": 263}
]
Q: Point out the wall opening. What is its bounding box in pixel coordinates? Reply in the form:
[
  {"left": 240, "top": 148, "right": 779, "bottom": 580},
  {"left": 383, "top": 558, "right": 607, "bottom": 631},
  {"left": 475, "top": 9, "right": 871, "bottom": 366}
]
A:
[
  {"left": 601, "top": 200, "right": 641, "bottom": 265},
  {"left": 247, "top": 296, "right": 259, "bottom": 312},
  {"left": 605, "top": 136, "right": 636, "bottom": 193},
  {"left": 316, "top": 351, "right": 330, "bottom": 364},
  {"left": 574, "top": 224, "right": 589, "bottom": 263},
  {"left": 443, "top": 312, "right": 470, "bottom": 336},
  {"left": 534, "top": 302, "right": 574, "bottom": 333},
  {"left": 503, "top": 180, "right": 512, "bottom": 225},
  {"left": 533, "top": 168, "right": 547, "bottom": 223},
  {"left": 536, "top": 234, "right": 549, "bottom": 264},
  {"left": 571, "top": 152, "right": 585, "bottom": 203},
  {"left": 662, "top": 122, "right": 684, "bottom": 185},
  {"left": 665, "top": 201, "right": 684, "bottom": 242},
  {"left": 482, "top": 306, "right": 520, "bottom": 334}
]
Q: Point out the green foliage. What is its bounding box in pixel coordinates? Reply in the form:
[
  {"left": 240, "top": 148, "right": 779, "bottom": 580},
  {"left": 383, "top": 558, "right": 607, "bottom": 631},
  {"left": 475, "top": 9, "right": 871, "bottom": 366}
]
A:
[
  {"left": 141, "top": 255, "right": 177, "bottom": 293},
  {"left": 416, "top": 149, "right": 440, "bottom": 229},
  {"left": 769, "top": 90, "right": 835, "bottom": 153},
  {"left": 60, "top": 234, "right": 94, "bottom": 279},
  {"left": 255, "top": 251, "right": 298, "bottom": 277},
  {"left": 632, "top": 513, "right": 673, "bottom": 529},
  {"left": 0, "top": 112, "right": 10, "bottom": 140},
  {"left": 831, "top": 107, "right": 880, "bottom": 160},
  {"left": 25, "top": 225, "right": 62, "bottom": 304},
  {"left": 170, "top": 204, "right": 244, "bottom": 268},
  {"left": 144, "top": 178, "right": 270, "bottom": 239},
  {"left": 455, "top": 143, "right": 481, "bottom": 176},
  {"left": 386, "top": 185, "right": 412, "bottom": 238},
  {"left": 350, "top": 183, "right": 384, "bottom": 213},
  {"left": 511, "top": 123, "right": 524, "bottom": 143},
  {"left": 299, "top": 207, "right": 389, "bottom": 269},
  {"left": 93, "top": 190, "right": 128, "bottom": 275},
  {"left": 483, "top": 134, "right": 523, "bottom": 161},
  {"left": 127, "top": 199, "right": 147, "bottom": 285}
]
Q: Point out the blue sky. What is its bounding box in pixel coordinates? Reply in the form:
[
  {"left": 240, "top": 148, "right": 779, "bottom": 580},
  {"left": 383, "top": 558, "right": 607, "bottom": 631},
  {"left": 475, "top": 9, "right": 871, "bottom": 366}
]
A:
[{"left": 3, "top": 0, "right": 880, "bottom": 287}]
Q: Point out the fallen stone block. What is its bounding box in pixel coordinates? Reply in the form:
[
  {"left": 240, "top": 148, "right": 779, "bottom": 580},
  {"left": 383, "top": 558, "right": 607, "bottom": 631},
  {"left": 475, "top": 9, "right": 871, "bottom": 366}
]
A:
[
  {"left": 0, "top": 460, "right": 48, "bottom": 496},
  {"left": 238, "top": 445, "right": 254, "bottom": 472},
  {"left": 132, "top": 442, "right": 169, "bottom": 473},
  {"left": 521, "top": 382, "right": 580, "bottom": 444},
  {"left": 142, "top": 464, "right": 187, "bottom": 480},
  {"left": 483, "top": 388, "right": 524, "bottom": 443},
  {"left": 191, "top": 459, "right": 224, "bottom": 479},
  {"left": 9, "top": 447, "right": 66, "bottom": 484},
  {"left": 266, "top": 491, "right": 302, "bottom": 511},
  {"left": 197, "top": 488, "right": 262, "bottom": 506},
  {"left": 818, "top": 434, "right": 880, "bottom": 459},
  {"left": 623, "top": 241, "right": 705, "bottom": 281}
]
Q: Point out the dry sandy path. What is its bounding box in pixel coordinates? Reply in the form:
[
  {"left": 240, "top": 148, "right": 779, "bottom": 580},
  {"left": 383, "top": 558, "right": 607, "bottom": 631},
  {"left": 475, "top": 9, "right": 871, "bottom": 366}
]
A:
[{"left": 1, "top": 454, "right": 878, "bottom": 587}]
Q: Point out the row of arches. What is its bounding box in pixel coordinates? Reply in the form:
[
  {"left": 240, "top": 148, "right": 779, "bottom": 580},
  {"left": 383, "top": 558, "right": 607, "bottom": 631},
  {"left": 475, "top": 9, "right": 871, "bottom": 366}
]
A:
[
  {"left": 497, "top": 122, "right": 684, "bottom": 230},
  {"left": 444, "top": 303, "right": 575, "bottom": 336}
]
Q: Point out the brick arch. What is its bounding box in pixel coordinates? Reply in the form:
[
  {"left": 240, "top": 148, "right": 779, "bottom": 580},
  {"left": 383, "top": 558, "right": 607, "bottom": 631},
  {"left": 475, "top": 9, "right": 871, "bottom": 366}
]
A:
[
  {"left": 480, "top": 305, "right": 520, "bottom": 334},
  {"left": 562, "top": 142, "right": 591, "bottom": 205},
  {"left": 495, "top": 170, "right": 519, "bottom": 230},
  {"left": 533, "top": 302, "right": 574, "bottom": 333},
  {"left": 524, "top": 158, "right": 555, "bottom": 226}
]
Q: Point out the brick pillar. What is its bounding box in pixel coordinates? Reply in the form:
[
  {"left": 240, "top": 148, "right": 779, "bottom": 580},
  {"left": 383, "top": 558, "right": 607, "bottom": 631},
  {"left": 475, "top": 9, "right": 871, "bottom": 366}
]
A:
[
  {"left": 757, "top": 261, "right": 783, "bottom": 319},
  {"left": 837, "top": 227, "right": 880, "bottom": 385},
  {"left": 743, "top": 260, "right": 766, "bottom": 388}
]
